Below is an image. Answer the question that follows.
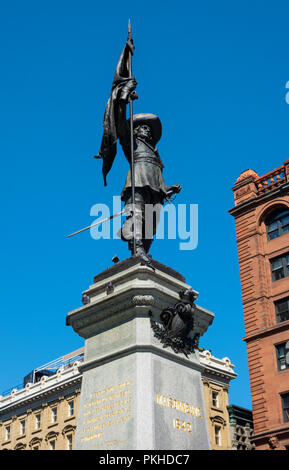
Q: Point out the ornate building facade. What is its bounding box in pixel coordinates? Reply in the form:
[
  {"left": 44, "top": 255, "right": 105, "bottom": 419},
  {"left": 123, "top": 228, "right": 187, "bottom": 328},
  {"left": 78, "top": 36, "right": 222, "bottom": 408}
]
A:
[
  {"left": 227, "top": 404, "right": 255, "bottom": 450},
  {"left": 229, "top": 160, "right": 289, "bottom": 450},
  {"left": 0, "top": 348, "right": 237, "bottom": 450},
  {"left": 0, "top": 349, "right": 83, "bottom": 450},
  {"left": 200, "top": 350, "right": 237, "bottom": 450}
]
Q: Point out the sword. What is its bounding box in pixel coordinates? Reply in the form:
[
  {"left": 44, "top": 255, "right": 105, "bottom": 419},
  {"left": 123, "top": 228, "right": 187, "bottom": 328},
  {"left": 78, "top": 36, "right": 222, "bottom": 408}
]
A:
[{"left": 67, "top": 210, "right": 125, "bottom": 238}]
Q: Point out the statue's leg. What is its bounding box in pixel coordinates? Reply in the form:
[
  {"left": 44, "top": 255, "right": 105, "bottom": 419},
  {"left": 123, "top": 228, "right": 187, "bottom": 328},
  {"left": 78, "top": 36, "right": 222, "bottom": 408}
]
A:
[
  {"left": 142, "top": 190, "right": 163, "bottom": 253},
  {"left": 121, "top": 189, "right": 146, "bottom": 256},
  {"left": 142, "top": 238, "right": 153, "bottom": 253}
]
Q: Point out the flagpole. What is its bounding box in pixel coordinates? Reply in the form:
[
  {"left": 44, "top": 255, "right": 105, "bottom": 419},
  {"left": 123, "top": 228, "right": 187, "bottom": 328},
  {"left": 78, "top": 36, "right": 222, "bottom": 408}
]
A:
[{"left": 128, "top": 19, "right": 136, "bottom": 256}]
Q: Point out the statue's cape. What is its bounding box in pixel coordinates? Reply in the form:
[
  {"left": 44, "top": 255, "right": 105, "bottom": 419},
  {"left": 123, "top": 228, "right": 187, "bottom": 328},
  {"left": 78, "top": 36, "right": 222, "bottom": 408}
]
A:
[{"left": 96, "top": 43, "right": 131, "bottom": 186}]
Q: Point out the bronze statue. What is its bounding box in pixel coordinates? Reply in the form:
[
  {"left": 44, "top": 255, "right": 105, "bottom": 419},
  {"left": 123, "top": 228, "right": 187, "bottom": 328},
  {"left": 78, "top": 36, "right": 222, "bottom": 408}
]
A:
[{"left": 96, "top": 29, "right": 181, "bottom": 257}]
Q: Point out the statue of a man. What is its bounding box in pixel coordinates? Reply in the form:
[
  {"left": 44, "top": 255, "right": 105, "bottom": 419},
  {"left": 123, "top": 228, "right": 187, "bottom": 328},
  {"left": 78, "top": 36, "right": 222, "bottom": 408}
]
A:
[
  {"left": 116, "top": 79, "right": 181, "bottom": 255},
  {"left": 96, "top": 40, "right": 181, "bottom": 257}
]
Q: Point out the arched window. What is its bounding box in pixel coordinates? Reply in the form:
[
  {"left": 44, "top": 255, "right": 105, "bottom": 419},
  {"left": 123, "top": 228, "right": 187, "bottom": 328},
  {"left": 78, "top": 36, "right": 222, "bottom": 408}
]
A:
[
  {"left": 62, "top": 424, "right": 76, "bottom": 451},
  {"left": 29, "top": 437, "right": 42, "bottom": 450},
  {"left": 265, "top": 208, "right": 289, "bottom": 240},
  {"left": 14, "top": 443, "right": 26, "bottom": 450},
  {"left": 45, "top": 431, "right": 59, "bottom": 451}
]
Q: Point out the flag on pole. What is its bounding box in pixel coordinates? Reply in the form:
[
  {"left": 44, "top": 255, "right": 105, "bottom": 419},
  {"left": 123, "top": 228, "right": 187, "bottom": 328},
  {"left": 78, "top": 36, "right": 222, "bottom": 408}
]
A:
[{"left": 95, "top": 40, "right": 134, "bottom": 186}]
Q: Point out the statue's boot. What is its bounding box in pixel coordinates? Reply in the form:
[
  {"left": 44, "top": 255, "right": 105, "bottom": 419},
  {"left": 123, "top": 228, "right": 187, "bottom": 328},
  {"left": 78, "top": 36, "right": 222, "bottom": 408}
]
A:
[
  {"left": 142, "top": 238, "right": 153, "bottom": 253},
  {"left": 128, "top": 239, "right": 146, "bottom": 257}
]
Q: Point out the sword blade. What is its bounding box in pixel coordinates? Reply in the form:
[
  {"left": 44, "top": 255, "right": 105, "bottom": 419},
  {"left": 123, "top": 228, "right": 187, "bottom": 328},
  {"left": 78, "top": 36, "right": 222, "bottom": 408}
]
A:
[{"left": 67, "top": 210, "right": 125, "bottom": 238}]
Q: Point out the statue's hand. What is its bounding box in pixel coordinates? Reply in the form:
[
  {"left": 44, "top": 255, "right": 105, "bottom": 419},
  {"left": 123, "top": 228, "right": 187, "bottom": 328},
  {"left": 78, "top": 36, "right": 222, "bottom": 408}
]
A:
[
  {"left": 120, "top": 78, "right": 138, "bottom": 103},
  {"left": 130, "top": 90, "right": 138, "bottom": 101},
  {"left": 126, "top": 38, "right": 135, "bottom": 56},
  {"left": 172, "top": 184, "right": 182, "bottom": 194},
  {"left": 166, "top": 184, "right": 182, "bottom": 198}
]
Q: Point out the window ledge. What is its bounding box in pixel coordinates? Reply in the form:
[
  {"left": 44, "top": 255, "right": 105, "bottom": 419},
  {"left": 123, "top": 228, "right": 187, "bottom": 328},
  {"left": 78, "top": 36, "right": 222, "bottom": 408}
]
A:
[
  {"left": 64, "top": 416, "right": 75, "bottom": 423},
  {"left": 211, "top": 406, "right": 223, "bottom": 413},
  {"left": 32, "top": 428, "right": 42, "bottom": 435},
  {"left": 48, "top": 422, "right": 58, "bottom": 429}
]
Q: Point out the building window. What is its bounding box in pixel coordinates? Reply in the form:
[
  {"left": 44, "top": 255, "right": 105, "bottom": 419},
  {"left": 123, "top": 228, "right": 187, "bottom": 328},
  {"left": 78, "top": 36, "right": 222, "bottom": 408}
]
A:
[
  {"left": 212, "top": 391, "right": 219, "bottom": 408},
  {"left": 281, "top": 393, "right": 289, "bottom": 422},
  {"left": 266, "top": 209, "right": 289, "bottom": 240},
  {"left": 50, "top": 440, "right": 56, "bottom": 450},
  {"left": 275, "top": 298, "right": 289, "bottom": 323},
  {"left": 30, "top": 438, "right": 41, "bottom": 450},
  {"left": 68, "top": 400, "right": 74, "bottom": 417},
  {"left": 14, "top": 443, "right": 26, "bottom": 450},
  {"left": 214, "top": 425, "right": 221, "bottom": 446},
  {"left": 270, "top": 253, "right": 289, "bottom": 281},
  {"left": 275, "top": 343, "right": 289, "bottom": 371},
  {"left": 51, "top": 407, "right": 57, "bottom": 423},
  {"left": 20, "top": 420, "right": 26, "bottom": 435},
  {"left": 5, "top": 425, "right": 11, "bottom": 441},
  {"left": 35, "top": 413, "right": 41, "bottom": 429},
  {"left": 67, "top": 434, "right": 73, "bottom": 450}
]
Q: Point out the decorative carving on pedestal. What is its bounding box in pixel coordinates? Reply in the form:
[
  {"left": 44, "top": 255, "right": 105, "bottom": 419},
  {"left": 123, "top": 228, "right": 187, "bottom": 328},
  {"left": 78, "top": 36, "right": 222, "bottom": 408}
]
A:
[
  {"left": 149, "top": 289, "right": 200, "bottom": 357},
  {"left": 131, "top": 294, "right": 156, "bottom": 306}
]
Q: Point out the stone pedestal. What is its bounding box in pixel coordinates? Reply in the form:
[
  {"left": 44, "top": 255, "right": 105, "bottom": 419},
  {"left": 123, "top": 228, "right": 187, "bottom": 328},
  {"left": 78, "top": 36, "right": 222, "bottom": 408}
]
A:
[{"left": 66, "top": 257, "right": 214, "bottom": 450}]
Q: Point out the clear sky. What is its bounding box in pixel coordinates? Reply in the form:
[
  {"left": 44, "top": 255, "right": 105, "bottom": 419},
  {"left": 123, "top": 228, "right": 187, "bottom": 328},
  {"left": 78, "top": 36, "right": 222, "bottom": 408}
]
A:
[{"left": 1, "top": 0, "right": 289, "bottom": 409}]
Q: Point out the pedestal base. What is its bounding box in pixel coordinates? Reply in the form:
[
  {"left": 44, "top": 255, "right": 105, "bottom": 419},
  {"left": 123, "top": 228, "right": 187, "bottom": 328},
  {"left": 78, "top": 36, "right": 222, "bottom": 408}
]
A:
[{"left": 66, "top": 257, "right": 214, "bottom": 450}]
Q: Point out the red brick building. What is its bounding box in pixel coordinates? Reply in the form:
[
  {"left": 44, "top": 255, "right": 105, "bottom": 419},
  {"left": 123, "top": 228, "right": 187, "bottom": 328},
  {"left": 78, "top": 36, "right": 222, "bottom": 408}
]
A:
[{"left": 229, "top": 160, "right": 289, "bottom": 450}]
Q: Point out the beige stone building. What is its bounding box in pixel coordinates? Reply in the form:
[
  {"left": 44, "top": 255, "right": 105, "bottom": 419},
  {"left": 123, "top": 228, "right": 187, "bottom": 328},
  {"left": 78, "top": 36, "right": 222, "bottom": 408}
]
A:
[
  {"left": 0, "top": 348, "right": 236, "bottom": 450},
  {"left": 200, "top": 350, "right": 237, "bottom": 450},
  {"left": 0, "top": 349, "right": 83, "bottom": 450}
]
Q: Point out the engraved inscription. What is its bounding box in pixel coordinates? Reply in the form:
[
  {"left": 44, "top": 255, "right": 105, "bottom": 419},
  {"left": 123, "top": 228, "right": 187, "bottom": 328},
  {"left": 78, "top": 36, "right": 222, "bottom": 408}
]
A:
[
  {"left": 156, "top": 393, "right": 203, "bottom": 418},
  {"left": 173, "top": 418, "right": 192, "bottom": 433},
  {"left": 80, "top": 381, "right": 132, "bottom": 446}
]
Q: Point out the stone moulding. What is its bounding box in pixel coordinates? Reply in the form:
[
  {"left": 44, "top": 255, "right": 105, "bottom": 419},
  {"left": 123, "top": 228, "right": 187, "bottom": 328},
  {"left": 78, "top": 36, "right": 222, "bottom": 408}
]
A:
[
  {"left": 66, "top": 259, "right": 214, "bottom": 344},
  {"left": 131, "top": 294, "right": 157, "bottom": 306},
  {"left": 78, "top": 342, "right": 204, "bottom": 374}
]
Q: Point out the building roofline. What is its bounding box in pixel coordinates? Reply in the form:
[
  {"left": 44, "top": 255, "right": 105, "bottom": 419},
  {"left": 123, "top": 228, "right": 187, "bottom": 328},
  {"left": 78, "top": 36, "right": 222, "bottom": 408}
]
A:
[{"left": 229, "top": 182, "right": 289, "bottom": 217}]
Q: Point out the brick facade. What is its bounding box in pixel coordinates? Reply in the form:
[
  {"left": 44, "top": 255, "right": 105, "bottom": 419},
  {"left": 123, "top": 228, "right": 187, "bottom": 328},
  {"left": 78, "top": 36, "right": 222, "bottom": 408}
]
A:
[{"left": 229, "top": 161, "right": 289, "bottom": 450}]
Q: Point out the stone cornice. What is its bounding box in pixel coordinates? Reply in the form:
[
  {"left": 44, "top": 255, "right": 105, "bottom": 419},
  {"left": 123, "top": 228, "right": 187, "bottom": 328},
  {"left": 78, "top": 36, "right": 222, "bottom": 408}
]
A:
[
  {"left": 0, "top": 370, "right": 82, "bottom": 415},
  {"left": 251, "top": 425, "right": 289, "bottom": 443},
  {"left": 229, "top": 182, "right": 289, "bottom": 217},
  {"left": 66, "top": 263, "right": 214, "bottom": 341},
  {"left": 199, "top": 350, "right": 237, "bottom": 382}
]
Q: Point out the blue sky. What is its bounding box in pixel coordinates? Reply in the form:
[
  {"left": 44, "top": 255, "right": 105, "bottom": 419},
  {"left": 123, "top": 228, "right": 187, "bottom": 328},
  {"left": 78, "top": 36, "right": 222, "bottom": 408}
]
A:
[{"left": 1, "top": 0, "right": 289, "bottom": 409}]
